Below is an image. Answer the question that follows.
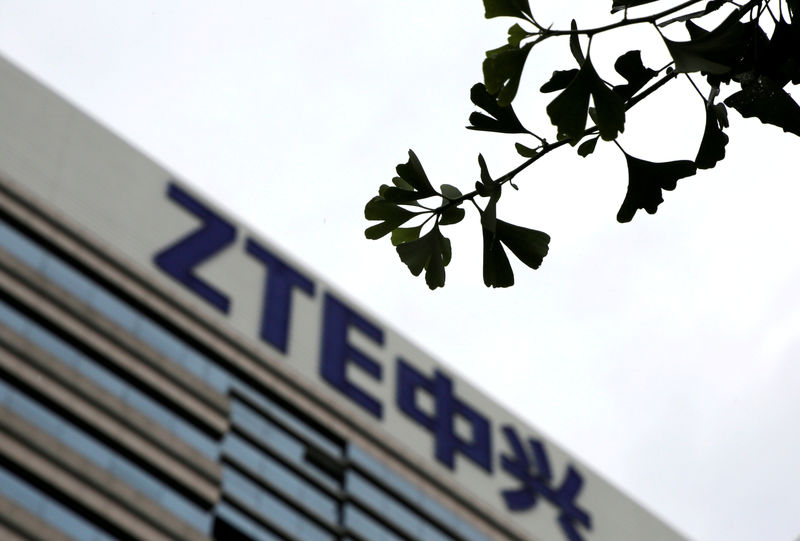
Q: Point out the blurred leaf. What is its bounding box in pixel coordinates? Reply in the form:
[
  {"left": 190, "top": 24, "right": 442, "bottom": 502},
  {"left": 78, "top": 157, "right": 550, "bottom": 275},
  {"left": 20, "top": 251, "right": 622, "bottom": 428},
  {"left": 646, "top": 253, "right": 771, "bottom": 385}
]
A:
[
  {"left": 482, "top": 226, "right": 515, "bottom": 287},
  {"left": 724, "top": 74, "right": 800, "bottom": 137},
  {"left": 391, "top": 176, "right": 414, "bottom": 190},
  {"left": 695, "top": 104, "right": 729, "bottom": 169},
  {"left": 396, "top": 150, "right": 437, "bottom": 198},
  {"left": 481, "top": 190, "right": 499, "bottom": 233},
  {"left": 611, "top": 0, "right": 660, "bottom": 13},
  {"left": 540, "top": 69, "right": 579, "bottom": 93},
  {"left": 440, "top": 205, "right": 466, "bottom": 226},
  {"left": 592, "top": 73, "right": 626, "bottom": 141},
  {"left": 364, "top": 197, "right": 418, "bottom": 239},
  {"left": 508, "top": 23, "right": 530, "bottom": 47},
  {"left": 569, "top": 20, "right": 584, "bottom": 65},
  {"left": 483, "top": 42, "right": 534, "bottom": 106},
  {"left": 761, "top": 18, "right": 800, "bottom": 86},
  {"left": 617, "top": 154, "right": 697, "bottom": 222},
  {"left": 547, "top": 57, "right": 625, "bottom": 143},
  {"left": 546, "top": 63, "right": 591, "bottom": 143},
  {"left": 712, "top": 102, "right": 729, "bottom": 128},
  {"left": 484, "top": 0, "right": 532, "bottom": 20},
  {"left": 379, "top": 184, "right": 424, "bottom": 204},
  {"left": 658, "top": 1, "right": 724, "bottom": 29},
  {"left": 495, "top": 220, "right": 550, "bottom": 269},
  {"left": 440, "top": 184, "right": 462, "bottom": 200},
  {"left": 396, "top": 226, "right": 451, "bottom": 289},
  {"left": 577, "top": 136, "right": 599, "bottom": 157},
  {"left": 468, "top": 83, "right": 528, "bottom": 134},
  {"left": 478, "top": 154, "right": 495, "bottom": 186},
  {"left": 391, "top": 225, "right": 422, "bottom": 246},
  {"left": 663, "top": 12, "right": 752, "bottom": 75},
  {"left": 612, "top": 50, "right": 658, "bottom": 101},
  {"left": 515, "top": 142, "right": 539, "bottom": 158}
]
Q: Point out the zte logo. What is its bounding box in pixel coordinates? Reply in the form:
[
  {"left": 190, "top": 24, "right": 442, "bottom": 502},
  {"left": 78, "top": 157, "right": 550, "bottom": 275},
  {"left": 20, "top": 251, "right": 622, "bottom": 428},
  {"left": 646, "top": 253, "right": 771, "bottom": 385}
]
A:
[{"left": 154, "top": 182, "right": 592, "bottom": 541}]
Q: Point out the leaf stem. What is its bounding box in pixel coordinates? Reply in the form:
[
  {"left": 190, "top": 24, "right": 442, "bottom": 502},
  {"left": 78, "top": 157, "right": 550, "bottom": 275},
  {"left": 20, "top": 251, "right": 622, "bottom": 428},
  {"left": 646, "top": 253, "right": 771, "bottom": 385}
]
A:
[
  {"left": 431, "top": 68, "right": 681, "bottom": 219},
  {"left": 536, "top": 0, "right": 707, "bottom": 37}
]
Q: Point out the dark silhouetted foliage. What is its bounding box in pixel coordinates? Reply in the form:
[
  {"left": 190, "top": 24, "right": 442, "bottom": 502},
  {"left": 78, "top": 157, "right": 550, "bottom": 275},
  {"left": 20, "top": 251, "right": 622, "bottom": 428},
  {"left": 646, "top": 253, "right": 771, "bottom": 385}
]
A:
[{"left": 366, "top": 0, "right": 799, "bottom": 289}]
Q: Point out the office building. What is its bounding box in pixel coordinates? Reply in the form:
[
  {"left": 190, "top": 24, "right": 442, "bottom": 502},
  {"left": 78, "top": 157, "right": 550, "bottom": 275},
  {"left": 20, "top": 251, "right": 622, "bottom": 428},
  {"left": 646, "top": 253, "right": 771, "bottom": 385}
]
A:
[{"left": 0, "top": 54, "right": 685, "bottom": 541}]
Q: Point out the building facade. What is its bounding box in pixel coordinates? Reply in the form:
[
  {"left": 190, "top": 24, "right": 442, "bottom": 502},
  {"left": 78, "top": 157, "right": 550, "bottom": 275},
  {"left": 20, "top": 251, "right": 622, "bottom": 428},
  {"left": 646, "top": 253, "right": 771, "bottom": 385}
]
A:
[{"left": 0, "top": 54, "right": 686, "bottom": 541}]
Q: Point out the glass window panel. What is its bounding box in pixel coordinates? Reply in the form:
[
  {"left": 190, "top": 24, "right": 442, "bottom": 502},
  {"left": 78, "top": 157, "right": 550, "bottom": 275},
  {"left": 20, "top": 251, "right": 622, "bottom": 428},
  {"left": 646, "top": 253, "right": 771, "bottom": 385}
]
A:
[
  {"left": 40, "top": 500, "right": 98, "bottom": 541},
  {"left": 236, "top": 384, "right": 343, "bottom": 458},
  {"left": 222, "top": 467, "right": 335, "bottom": 541},
  {"left": 0, "top": 464, "right": 45, "bottom": 514},
  {"left": 41, "top": 256, "right": 93, "bottom": 301},
  {"left": 176, "top": 348, "right": 210, "bottom": 380},
  {"left": 0, "top": 222, "right": 45, "bottom": 269},
  {"left": 108, "top": 456, "right": 164, "bottom": 501},
  {"left": 230, "top": 401, "right": 339, "bottom": 491},
  {"left": 123, "top": 389, "right": 178, "bottom": 431},
  {"left": 347, "top": 472, "right": 431, "bottom": 539},
  {"left": 58, "top": 424, "right": 114, "bottom": 469},
  {"left": 224, "top": 434, "right": 338, "bottom": 522},
  {"left": 348, "top": 445, "right": 487, "bottom": 541},
  {"left": 231, "top": 402, "right": 305, "bottom": 461},
  {"left": 343, "top": 505, "right": 405, "bottom": 541},
  {"left": 205, "top": 362, "right": 231, "bottom": 392},
  {"left": 6, "top": 386, "right": 65, "bottom": 439},
  {"left": 87, "top": 287, "right": 139, "bottom": 330},
  {"left": 172, "top": 419, "right": 219, "bottom": 459},
  {"left": 3, "top": 383, "right": 207, "bottom": 527},
  {"left": 135, "top": 317, "right": 187, "bottom": 361},
  {"left": 0, "top": 464, "right": 113, "bottom": 541},
  {"left": 0, "top": 297, "right": 217, "bottom": 458},
  {"left": 0, "top": 299, "right": 30, "bottom": 334},
  {"left": 24, "top": 323, "right": 83, "bottom": 370},
  {"left": 214, "top": 502, "right": 283, "bottom": 541},
  {"left": 159, "top": 490, "right": 212, "bottom": 532}
]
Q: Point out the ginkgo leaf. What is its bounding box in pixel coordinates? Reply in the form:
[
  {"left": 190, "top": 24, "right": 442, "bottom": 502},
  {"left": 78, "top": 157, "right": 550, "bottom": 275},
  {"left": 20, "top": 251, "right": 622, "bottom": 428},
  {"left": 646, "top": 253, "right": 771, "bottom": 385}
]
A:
[
  {"left": 495, "top": 220, "right": 550, "bottom": 269},
  {"left": 396, "top": 226, "right": 451, "bottom": 289},
  {"left": 612, "top": 51, "right": 657, "bottom": 101},
  {"left": 569, "top": 20, "right": 584, "bottom": 65},
  {"left": 547, "top": 57, "right": 624, "bottom": 143},
  {"left": 396, "top": 150, "right": 437, "bottom": 197},
  {"left": 440, "top": 184, "right": 462, "bottom": 200},
  {"left": 482, "top": 226, "right": 515, "bottom": 287},
  {"left": 483, "top": 42, "right": 534, "bottom": 106},
  {"left": 515, "top": 143, "right": 539, "bottom": 158},
  {"left": 617, "top": 153, "right": 697, "bottom": 222},
  {"left": 725, "top": 74, "right": 800, "bottom": 137},
  {"left": 468, "top": 83, "right": 528, "bottom": 134},
  {"left": 364, "top": 197, "right": 418, "bottom": 239},
  {"left": 440, "top": 205, "right": 466, "bottom": 226},
  {"left": 761, "top": 18, "right": 800, "bottom": 86},
  {"left": 662, "top": 12, "right": 753, "bottom": 75},
  {"left": 540, "top": 69, "right": 579, "bottom": 93},
  {"left": 577, "top": 136, "right": 599, "bottom": 157},
  {"left": 483, "top": 0, "right": 533, "bottom": 20},
  {"left": 507, "top": 23, "right": 531, "bottom": 47},
  {"left": 695, "top": 105, "right": 729, "bottom": 169},
  {"left": 391, "top": 225, "right": 422, "bottom": 246}
]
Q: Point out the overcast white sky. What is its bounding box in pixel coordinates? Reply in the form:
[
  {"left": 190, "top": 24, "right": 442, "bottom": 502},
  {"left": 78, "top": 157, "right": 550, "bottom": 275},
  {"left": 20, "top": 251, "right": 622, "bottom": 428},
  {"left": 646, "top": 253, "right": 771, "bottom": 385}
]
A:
[{"left": 1, "top": 2, "right": 799, "bottom": 540}]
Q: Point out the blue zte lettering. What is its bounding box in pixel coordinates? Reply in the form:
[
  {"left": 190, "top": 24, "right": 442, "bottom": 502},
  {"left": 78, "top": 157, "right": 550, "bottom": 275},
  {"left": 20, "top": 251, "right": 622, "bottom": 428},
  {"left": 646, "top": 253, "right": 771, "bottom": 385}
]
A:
[
  {"left": 320, "top": 293, "right": 384, "bottom": 418},
  {"left": 500, "top": 425, "right": 591, "bottom": 541},
  {"left": 245, "top": 239, "right": 315, "bottom": 353},
  {"left": 154, "top": 182, "right": 236, "bottom": 313},
  {"left": 396, "top": 359, "right": 492, "bottom": 473}
]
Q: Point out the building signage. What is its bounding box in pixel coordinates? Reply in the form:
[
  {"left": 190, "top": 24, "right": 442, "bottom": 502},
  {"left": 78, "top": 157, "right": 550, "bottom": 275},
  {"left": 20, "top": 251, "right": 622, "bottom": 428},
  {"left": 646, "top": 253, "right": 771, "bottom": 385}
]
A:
[{"left": 154, "top": 182, "right": 591, "bottom": 541}]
